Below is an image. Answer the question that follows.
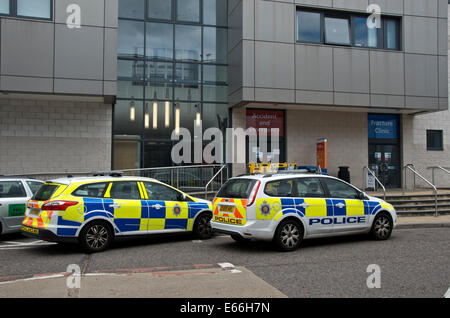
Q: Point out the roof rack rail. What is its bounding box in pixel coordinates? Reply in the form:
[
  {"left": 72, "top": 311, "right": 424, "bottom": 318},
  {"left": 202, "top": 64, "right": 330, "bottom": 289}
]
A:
[{"left": 109, "top": 171, "right": 123, "bottom": 177}]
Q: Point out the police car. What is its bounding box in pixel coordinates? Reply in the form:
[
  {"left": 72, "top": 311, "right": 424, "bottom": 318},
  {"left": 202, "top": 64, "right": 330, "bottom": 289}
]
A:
[
  {"left": 211, "top": 173, "right": 396, "bottom": 251},
  {"left": 21, "top": 175, "right": 213, "bottom": 253}
]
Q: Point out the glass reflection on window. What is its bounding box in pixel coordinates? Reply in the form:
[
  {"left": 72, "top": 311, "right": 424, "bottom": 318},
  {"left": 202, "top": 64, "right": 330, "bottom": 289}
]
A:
[
  {"left": 175, "top": 25, "right": 201, "bottom": 62},
  {"left": 353, "top": 17, "right": 377, "bottom": 48},
  {"left": 203, "top": 0, "right": 227, "bottom": 26},
  {"left": 203, "top": 27, "right": 227, "bottom": 64},
  {"left": 297, "top": 10, "right": 321, "bottom": 43},
  {"left": 324, "top": 16, "right": 350, "bottom": 45},
  {"left": 177, "top": 0, "right": 200, "bottom": 22},
  {"left": 146, "top": 22, "right": 173, "bottom": 60},
  {"left": 385, "top": 19, "right": 399, "bottom": 50},
  {"left": 118, "top": 20, "right": 145, "bottom": 59},
  {"left": 119, "top": 0, "right": 144, "bottom": 19},
  {"left": 147, "top": 0, "right": 171, "bottom": 20},
  {"left": 0, "top": 0, "right": 9, "bottom": 14}
]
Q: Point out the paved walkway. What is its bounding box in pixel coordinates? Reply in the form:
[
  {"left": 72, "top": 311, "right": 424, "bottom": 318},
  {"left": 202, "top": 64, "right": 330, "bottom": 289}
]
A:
[{"left": 396, "top": 215, "right": 450, "bottom": 229}]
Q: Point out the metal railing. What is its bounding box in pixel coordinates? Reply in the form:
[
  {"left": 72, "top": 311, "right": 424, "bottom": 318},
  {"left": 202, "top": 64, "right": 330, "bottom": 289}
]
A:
[
  {"left": 203, "top": 164, "right": 228, "bottom": 199},
  {"left": 363, "top": 166, "right": 386, "bottom": 201},
  {"left": 427, "top": 166, "right": 450, "bottom": 186},
  {"left": 403, "top": 164, "right": 438, "bottom": 217}
]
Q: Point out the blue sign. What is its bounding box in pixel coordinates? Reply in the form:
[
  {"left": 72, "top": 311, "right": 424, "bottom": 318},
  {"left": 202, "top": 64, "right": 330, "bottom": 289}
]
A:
[{"left": 368, "top": 114, "right": 399, "bottom": 139}]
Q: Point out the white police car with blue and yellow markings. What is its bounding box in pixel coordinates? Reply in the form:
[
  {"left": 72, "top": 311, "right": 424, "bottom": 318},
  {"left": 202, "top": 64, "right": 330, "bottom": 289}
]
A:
[
  {"left": 21, "top": 176, "right": 213, "bottom": 253},
  {"left": 211, "top": 173, "right": 396, "bottom": 251}
]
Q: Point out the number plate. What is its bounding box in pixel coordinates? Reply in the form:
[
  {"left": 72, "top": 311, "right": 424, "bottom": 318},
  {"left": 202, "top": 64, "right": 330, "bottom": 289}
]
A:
[
  {"left": 21, "top": 226, "right": 39, "bottom": 235},
  {"left": 219, "top": 205, "right": 234, "bottom": 213},
  {"left": 29, "top": 208, "right": 41, "bottom": 216}
]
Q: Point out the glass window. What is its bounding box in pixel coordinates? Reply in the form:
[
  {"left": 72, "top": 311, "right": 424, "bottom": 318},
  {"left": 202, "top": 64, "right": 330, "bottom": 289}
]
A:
[
  {"left": 203, "top": 85, "right": 227, "bottom": 102},
  {"left": 0, "top": 181, "right": 27, "bottom": 198},
  {"left": 118, "top": 59, "right": 145, "bottom": 81},
  {"left": 143, "top": 182, "right": 184, "bottom": 201},
  {"left": 118, "top": 20, "right": 145, "bottom": 59},
  {"left": 109, "top": 182, "right": 141, "bottom": 200},
  {"left": 202, "top": 103, "right": 229, "bottom": 133},
  {"left": 217, "top": 179, "right": 257, "bottom": 199},
  {"left": 203, "top": 27, "right": 227, "bottom": 64},
  {"left": 0, "top": 0, "right": 9, "bottom": 14},
  {"left": 203, "top": 0, "right": 227, "bottom": 26},
  {"left": 265, "top": 179, "right": 294, "bottom": 197},
  {"left": 177, "top": 0, "right": 200, "bottom": 22},
  {"left": 174, "top": 63, "right": 201, "bottom": 101},
  {"left": 322, "top": 178, "right": 359, "bottom": 199},
  {"left": 385, "top": 18, "right": 400, "bottom": 50},
  {"left": 203, "top": 65, "right": 227, "bottom": 85},
  {"left": 427, "top": 130, "right": 443, "bottom": 151},
  {"left": 297, "top": 10, "right": 321, "bottom": 43},
  {"left": 353, "top": 16, "right": 378, "bottom": 48},
  {"left": 175, "top": 25, "right": 202, "bottom": 62},
  {"left": 26, "top": 181, "right": 43, "bottom": 195},
  {"left": 73, "top": 183, "right": 109, "bottom": 198},
  {"left": 33, "top": 184, "right": 59, "bottom": 201},
  {"left": 146, "top": 22, "right": 173, "bottom": 61},
  {"left": 146, "top": 61, "right": 174, "bottom": 84},
  {"left": 324, "top": 16, "right": 350, "bottom": 45},
  {"left": 118, "top": 80, "right": 144, "bottom": 99},
  {"left": 119, "top": 0, "right": 145, "bottom": 19},
  {"left": 295, "top": 178, "right": 325, "bottom": 198},
  {"left": 114, "top": 99, "right": 144, "bottom": 135},
  {"left": 17, "top": 0, "right": 51, "bottom": 19},
  {"left": 147, "top": 0, "right": 171, "bottom": 20}
]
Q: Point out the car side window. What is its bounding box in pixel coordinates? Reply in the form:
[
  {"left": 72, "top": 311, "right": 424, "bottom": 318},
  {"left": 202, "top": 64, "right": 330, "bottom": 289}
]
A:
[
  {"left": 0, "top": 181, "right": 27, "bottom": 198},
  {"left": 108, "top": 182, "right": 141, "bottom": 200},
  {"left": 295, "top": 178, "right": 325, "bottom": 198},
  {"left": 143, "top": 182, "right": 187, "bottom": 201},
  {"left": 264, "top": 179, "right": 294, "bottom": 197},
  {"left": 73, "top": 182, "right": 109, "bottom": 198},
  {"left": 322, "top": 178, "right": 360, "bottom": 199},
  {"left": 26, "top": 181, "right": 43, "bottom": 195}
]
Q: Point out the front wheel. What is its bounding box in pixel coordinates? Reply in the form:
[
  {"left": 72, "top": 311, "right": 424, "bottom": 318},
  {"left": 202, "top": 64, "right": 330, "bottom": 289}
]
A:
[
  {"left": 274, "top": 219, "right": 304, "bottom": 252},
  {"left": 370, "top": 213, "right": 393, "bottom": 240},
  {"left": 79, "top": 221, "right": 113, "bottom": 253},
  {"left": 193, "top": 213, "right": 213, "bottom": 239}
]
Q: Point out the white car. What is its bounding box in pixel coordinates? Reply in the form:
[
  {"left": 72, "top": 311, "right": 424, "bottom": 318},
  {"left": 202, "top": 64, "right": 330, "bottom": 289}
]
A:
[
  {"left": 211, "top": 173, "right": 396, "bottom": 251},
  {"left": 0, "top": 178, "right": 44, "bottom": 235}
]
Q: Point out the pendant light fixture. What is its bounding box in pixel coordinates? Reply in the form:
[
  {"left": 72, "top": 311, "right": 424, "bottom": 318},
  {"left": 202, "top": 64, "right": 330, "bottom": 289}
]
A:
[{"left": 129, "top": 97, "right": 136, "bottom": 122}]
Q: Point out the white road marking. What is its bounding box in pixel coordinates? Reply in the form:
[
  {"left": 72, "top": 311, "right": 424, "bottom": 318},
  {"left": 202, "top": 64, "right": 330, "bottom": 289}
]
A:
[
  {"left": 218, "top": 262, "right": 242, "bottom": 274},
  {"left": 444, "top": 287, "right": 450, "bottom": 298},
  {"left": 192, "top": 240, "right": 202, "bottom": 243}
]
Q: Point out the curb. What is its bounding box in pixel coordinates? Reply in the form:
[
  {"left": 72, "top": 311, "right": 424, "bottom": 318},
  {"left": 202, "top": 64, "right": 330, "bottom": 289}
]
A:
[{"left": 396, "top": 222, "right": 450, "bottom": 229}]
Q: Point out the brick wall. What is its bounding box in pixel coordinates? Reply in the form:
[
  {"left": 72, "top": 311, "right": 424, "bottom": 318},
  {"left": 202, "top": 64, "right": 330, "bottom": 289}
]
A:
[{"left": 0, "top": 97, "right": 112, "bottom": 175}]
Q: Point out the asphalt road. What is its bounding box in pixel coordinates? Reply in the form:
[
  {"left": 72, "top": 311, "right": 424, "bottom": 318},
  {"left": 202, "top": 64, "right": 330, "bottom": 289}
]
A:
[{"left": 0, "top": 228, "right": 449, "bottom": 298}]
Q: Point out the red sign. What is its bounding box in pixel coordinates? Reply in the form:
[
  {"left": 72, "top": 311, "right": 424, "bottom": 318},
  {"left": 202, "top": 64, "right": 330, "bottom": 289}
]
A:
[
  {"left": 246, "top": 109, "right": 284, "bottom": 136},
  {"left": 316, "top": 138, "right": 327, "bottom": 170}
]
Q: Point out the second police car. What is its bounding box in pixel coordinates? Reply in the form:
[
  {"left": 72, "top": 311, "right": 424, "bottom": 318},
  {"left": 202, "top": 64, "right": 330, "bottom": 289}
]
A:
[
  {"left": 21, "top": 175, "right": 213, "bottom": 253},
  {"left": 211, "top": 173, "right": 396, "bottom": 251}
]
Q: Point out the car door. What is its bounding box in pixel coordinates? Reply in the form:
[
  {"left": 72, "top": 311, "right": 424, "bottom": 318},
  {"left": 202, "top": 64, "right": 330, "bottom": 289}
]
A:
[
  {"left": 142, "top": 181, "right": 189, "bottom": 232},
  {"left": 320, "top": 178, "right": 368, "bottom": 233},
  {"left": 0, "top": 180, "right": 29, "bottom": 231},
  {"left": 106, "top": 181, "right": 147, "bottom": 235},
  {"left": 294, "top": 177, "right": 334, "bottom": 235}
]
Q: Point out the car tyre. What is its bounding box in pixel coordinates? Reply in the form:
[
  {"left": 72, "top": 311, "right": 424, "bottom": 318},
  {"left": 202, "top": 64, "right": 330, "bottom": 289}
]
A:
[
  {"left": 193, "top": 213, "right": 213, "bottom": 239},
  {"left": 274, "top": 219, "right": 304, "bottom": 252},
  {"left": 79, "top": 220, "right": 113, "bottom": 253},
  {"left": 370, "top": 213, "right": 393, "bottom": 241}
]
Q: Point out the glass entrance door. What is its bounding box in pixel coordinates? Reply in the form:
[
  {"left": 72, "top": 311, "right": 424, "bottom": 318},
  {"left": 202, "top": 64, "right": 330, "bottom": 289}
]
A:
[{"left": 368, "top": 144, "right": 401, "bottom": 189}]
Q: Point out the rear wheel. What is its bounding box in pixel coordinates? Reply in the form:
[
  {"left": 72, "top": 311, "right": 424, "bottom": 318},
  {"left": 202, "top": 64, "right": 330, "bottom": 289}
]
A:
[
  {"left": 274, "top": 219, "right": 304, "bottom": 252},
  {"left": 370, "top": 213, "right": 393, "bottom": 240},
  {"left": 79, "top": 221, "right": 113, "bottom": 253},
  {"left": 193, "top": 213, "right": 213, "bottom": 239}
]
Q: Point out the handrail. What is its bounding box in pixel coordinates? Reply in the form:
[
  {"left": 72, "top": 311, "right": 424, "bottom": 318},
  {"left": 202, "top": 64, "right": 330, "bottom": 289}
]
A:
[
  {"left": 363, "top": 166, "right": 386, "bottom": 201},
  {"left": 205, "top": 165, "right": 227, "bottom": 199},
  {"left": 403, "top": 164, "right": 438, "bottom": 217},
  {"left": 427, "top": 166, "right": 450, "bottom": 185}
]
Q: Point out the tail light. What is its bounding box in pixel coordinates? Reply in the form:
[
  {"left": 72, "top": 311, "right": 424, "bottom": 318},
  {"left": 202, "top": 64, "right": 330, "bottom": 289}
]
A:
[
  {"left": 41, "top": 201, "right": 78, "bottom": 211},
  {"left": 247, "top": 181, "right": 261, "bottom": 207}
]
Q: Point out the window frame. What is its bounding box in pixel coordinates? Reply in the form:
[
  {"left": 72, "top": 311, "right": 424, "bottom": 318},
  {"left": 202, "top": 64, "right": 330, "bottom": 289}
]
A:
[
  {"left": 323, "top": 13, "right": 351, "bottom": 46},
  {"left": 263, "top": 178, "right": 296, "bottom": 198},
  {"left": 0, "top": 180, "right": 27, "bottom": 198},
  {"left": 296, "top": 9, "right": 323, "bottom": 44},
  {"left": 351, "top": 15, "right": 381, "bottom": 49},
  {"left": 294, "top": 177, "right": 327, "bottom": 198},
  {"left": 319, "top": 177, "right": 363, "bottom": 200},
  {"left": 72, "top": 182, "right": 111, "bottom": 199},
  {"left": 382, "top": 17, "right": 402, "bottom": 51},
  {"left": 142, "top": 181, "right": 191, "bottom": 202},
  {"left": 107, "top": 181, "right": 143, "bottom": 200},
  {"left": 426, "top": 130, "right": 444, "bottom": 151},
  {"left": 7, "top": 0, "right": 53, "bottom": 21}
]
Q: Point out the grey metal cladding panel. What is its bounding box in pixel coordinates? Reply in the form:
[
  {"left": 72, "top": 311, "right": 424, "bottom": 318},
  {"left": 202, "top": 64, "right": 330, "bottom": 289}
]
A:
[
  {"left": 437, "top": 0, "right": 448, "bottom": 18},
  {"left": 255, "top": 0, "right": 294, "bottom": 43},
  {"left": 295, "top": 0, "right": 332, "bottom": 8},
  {"left": 104, "top": 28, "right": 118, "bottom": 81},
  {"left": 254, "top": 42, "right": 295, "bottom": 90},
  {"left": 333, "top": 0, "right": 368, "bottom": 11},
  {"left": 404, "top": 54, "right": 438, "bottom": 97},
  {"left": 295, "top": 44, "right": 333, "bottom": 91},
  {"left": 55, "top": 0, "right": 105, "bottom": 27},
  {"left": 0, "top": 75, "right": 53, "bottom": 93},
  {"left": 370, "top": 94, "right": 405, "bottom": 108},
  {"left": 105, "top": 0, "right": 119, "bottom": 28},
  {"left": 333, "top": 47, "right": 369, "bottom": 94},
  {"left": 334, "top": 92, "right": 370, "bottom": 107},
  {"left": 405, "top": 96, "right": 439, "bottom": 110},
  {"left": 228, "top": 0, "right": 243, "bottom": 50},
  {"left": 404, "top": 16, "right": 438, "bottom": 55},
  {"left": 242, "top": 0, "right": 254, "bottom": 40},
  {"left": 368, "top": 0, "right": 403, "bottom": 15},
  {"left": 227, "top": 42, "right": 243, "bottom": 95},
  {"left": 369, "top": 51, "right": 404, "bottom": 95},
  {"left": 438, "top": 18, "right": 448, "bottom": 56},
  {"left": 242, "top": 40, "right": 254, "bottom": 87},
  {"left": 404, "top": 0, "right": 438, "bottom": 17},
  {"left": 1, "top": 19, "right": 54, "bottom": 78},
  {"left": 228, "top": 0, "right": 242, "bottom": 15},
  {"left": 255, "top": 88, "right": 295, "bottom": 103},
  {"left": 54, "top": 24, "right": 104, "bottom": 81},
  {"left": 54, "top": 78, "right": 103, "bottom": 95},
  {"left": 438, "top": 55, "right": 448, "bottom": 98}
]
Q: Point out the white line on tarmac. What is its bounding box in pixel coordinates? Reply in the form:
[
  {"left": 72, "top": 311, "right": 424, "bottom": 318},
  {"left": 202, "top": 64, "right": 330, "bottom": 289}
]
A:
[{"left": 218, "top": 262, "right": 242, "bottom": 274}]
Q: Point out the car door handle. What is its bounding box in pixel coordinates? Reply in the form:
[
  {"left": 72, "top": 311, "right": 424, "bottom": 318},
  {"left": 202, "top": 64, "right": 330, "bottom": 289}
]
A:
[
  {"left": 299, "top": 202, "right": 310, "bottom": 209},
  {"left": 109, "top": 203, "right": 121, "bottom": 209},
  {"left": 152, "top": 204, "right": 163, "bottom": 210},
  {"left": 335, "top": 203, "right": 345, "bottom": 209}
]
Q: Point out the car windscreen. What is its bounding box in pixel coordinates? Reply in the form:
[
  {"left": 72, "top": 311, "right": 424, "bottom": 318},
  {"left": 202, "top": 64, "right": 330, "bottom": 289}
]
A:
[
  {"left": 32, "top": 184, "right": 60, "bottom": 201},
  {"left": 216, "top": 179, "right": 257, "bottom": 199}
]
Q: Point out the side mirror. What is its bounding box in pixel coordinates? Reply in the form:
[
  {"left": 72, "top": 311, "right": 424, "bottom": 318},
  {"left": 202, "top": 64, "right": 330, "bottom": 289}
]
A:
[{"left": 358, "top": 191, "right": 368, "bottom": 200}]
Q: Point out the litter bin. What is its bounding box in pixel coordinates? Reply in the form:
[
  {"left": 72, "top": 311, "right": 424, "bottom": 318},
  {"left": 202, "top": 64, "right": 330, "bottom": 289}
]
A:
[{"left": 338, "top": 166, "right": 350, "bottom": 183}]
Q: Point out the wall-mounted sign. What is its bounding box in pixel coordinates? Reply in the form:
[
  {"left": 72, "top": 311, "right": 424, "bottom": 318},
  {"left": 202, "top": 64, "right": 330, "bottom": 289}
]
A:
[
  {"left": 316, "top": 138, "right": 327, "bottom": 171},
  {"left": 368, "top": 114, "right": 399, "bottom": 139},
  {"left": 246, "top": 109, "right": 284, "bottom": 136}
]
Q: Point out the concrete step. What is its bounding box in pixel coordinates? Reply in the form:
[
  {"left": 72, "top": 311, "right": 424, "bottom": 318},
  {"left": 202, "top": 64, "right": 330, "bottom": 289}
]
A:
[{"left": 396, "top": 209, "right": 450, "bottom": 216}]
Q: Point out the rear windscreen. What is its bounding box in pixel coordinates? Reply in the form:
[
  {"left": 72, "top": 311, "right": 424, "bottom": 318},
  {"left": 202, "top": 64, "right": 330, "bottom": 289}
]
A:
[
  {"left": 216, "top": 179, "right": 257, "bottom": 199},
  {"left": 32, "top": 184, "right": 60, "bottom": 201}
]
